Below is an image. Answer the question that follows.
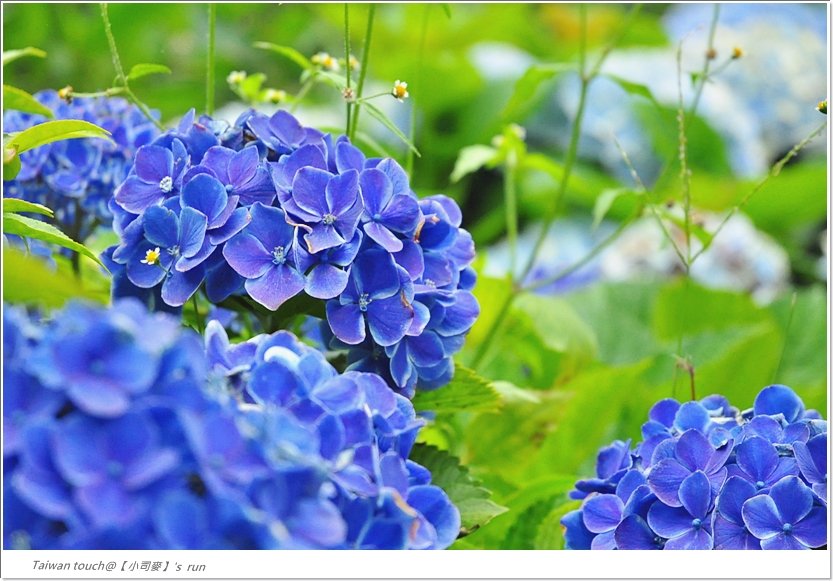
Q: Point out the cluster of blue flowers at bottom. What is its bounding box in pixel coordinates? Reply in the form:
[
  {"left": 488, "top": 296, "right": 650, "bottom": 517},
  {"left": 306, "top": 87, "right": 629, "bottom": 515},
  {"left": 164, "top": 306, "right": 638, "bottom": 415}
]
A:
[
  {"left": 3, "top": 299, "right": 459, "bottom": 549},
  {"left": 562, "top": 386, "right": 827, "bottom": 550},
  {"left": 107, "top": 107, "right": 478, "bottom": 396},
  {"left": 3, "top": 90, "right": 159, "bottom": 246}
]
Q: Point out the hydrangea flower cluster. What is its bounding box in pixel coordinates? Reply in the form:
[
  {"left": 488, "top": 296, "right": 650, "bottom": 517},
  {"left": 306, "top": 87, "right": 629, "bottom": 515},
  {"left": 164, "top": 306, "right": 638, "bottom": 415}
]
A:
[
  {"left": 3, "top": 90, "right": 159, "bottom": 243},
  {"left": 562, "top": 385, "right": 827, "bottom": 550},
  {"left": 3, "top": 299, "right": 459, "bottom": 550},
  {"left": 107, "top": 108, "right": 479, "bottom": 396}
]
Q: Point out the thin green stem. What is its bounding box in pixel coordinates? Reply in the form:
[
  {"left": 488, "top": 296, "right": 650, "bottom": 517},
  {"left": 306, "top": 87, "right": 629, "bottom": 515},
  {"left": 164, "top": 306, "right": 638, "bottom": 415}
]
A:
[
  {"left": 344, "top": 4, "right": 352, "bottom": 136},
  {"left": 406, "top": 5, "right": 431, "bottom": 178},
  {"left": 290, "top": 79, "right": 314, "bottom": 113},
  {"left": 676, "top": 43, "right": 692, "bottom": 270},
  {"left": 504, "top": 158, "right": 519, "bottom": 279},
  {"left": 688, "top": 4, "right": 720, "bottom": 119},
  {"left": 690, "top": 120, "right": 827, "bottom": 264},
  {"left": 206, "top": 3, "right": 216, "bottom": 116},
  {"left": 772, "top": 292, "right": 798, "bottom": 384},
  {"left": 349, "top": 4, "right": 376, "bottom": 141},
  {"left": 100, "top": 3, "right": 163, "bottom": 130}
]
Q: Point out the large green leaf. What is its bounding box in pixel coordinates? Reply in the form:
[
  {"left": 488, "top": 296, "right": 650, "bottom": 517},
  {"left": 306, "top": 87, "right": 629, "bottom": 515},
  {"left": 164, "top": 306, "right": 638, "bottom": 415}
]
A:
[
  {"left": 3, "top": 212, "right": 105, "bottom": 268},
  {"left": 3, "top": 198, "right": 54, "bottom": 217},
  {"left": 8, "top": 119, "right": 112, "bottom": 154},
  {"left": 412, "top": 365, "right": 502, "bottom": 414},
  {"left": 2, "top": 46, "right": 46, "bottom": 66},
  {"left": 254, "top": 42, "right": 313, "bottom": 71},
  {"left": 3, "top": 85, "right": 53, "bottom": 117},
  {"left": 409, "top": 444, "right": 507, "bottom": 535},
  {"left": 3, "top": 248, "right": 103, "bottom": 308}
]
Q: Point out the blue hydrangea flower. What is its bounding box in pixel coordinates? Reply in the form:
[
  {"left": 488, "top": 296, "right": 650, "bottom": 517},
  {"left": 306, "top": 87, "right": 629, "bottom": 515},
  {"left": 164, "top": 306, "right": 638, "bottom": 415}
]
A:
[
  {"left": 565, "top": 384, "right": 826, "bottom": 550},
  {"left": 741, "top": 476, "right": 826, "bottom": 550}
]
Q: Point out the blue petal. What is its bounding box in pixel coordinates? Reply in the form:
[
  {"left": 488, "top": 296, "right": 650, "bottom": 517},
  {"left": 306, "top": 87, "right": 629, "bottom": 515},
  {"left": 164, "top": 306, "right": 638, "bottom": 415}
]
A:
[
  {"left": 675, "top": 429, "right": 713, "bottom": 472},
  {"left": 181, "top": 173, "right": 229, "bottom": 226},
  {"left": 647, "top": 458, "right": 689, "bottom": 507},
  {"left": 245, "top": 264, "right": 304, "bottom": 310},
  {"left": 143, "top": 205, "right": 179, "bottom": 249},
  {"left": 247, "top": 202, "right": 296, "bottom": 251},
  {"left": 305, "top": 264, "right": 349, "bottom": 300},
  {"left": 178, "top": 207, "right": 208, "bottom": 258},
  {"left": 366, "top": 294, "right": 414, "bottom": 347},
  {"left": 248, "top": 360, "right": 303, "bottom": 406},
  {"left": 614, "top": 515, "right": 661, "bottom": 550},
  {"left": 228, "top": 145, "right": 259, "bottom": 185},
  {"left": 364, "top": 221, "right": 403, "bottom": 253},
  {"left": 679, "top": 470, "right": 712, "bottom": 520},
  {"left": 663, "top": 527, "right": 713, "bottom": 550},
  {"left": 768, "top": 476, "right": 813, "bottom": 525},
  {"left": 223, "top": 232, "right": 274, "bottom": 279},
  {"left": 647, "top": 502, "right": 692, "bottom": 538},
  {"left": 335, "top": 141, "right": 366, "bottom": 173},
  {"left": 717, "top": 476, "right": 758, "bottom": 525},
  {"left": 353, "top": 249, "right": 401, "bottom": 298},
  {"left": 650, "top": 398, "right": 680, "bottom": 427},
  {"left": 742, "top": 495, "right": 783, "bottom": 539},
  {"left": 380, "top": 194, "right": 420, "bottom": 234},
  {"left": 760, "top": 532, "right": 807, "bottom": 550},
  {"left": 407, "top": 485, "right": 461, "bottom": 550},
  {"left": 582, "top": 494, "right": 624, "bottom": 534},
  {"left": 326, "top": 302, "right": 366, "bottom": 345},
  {"left": 134, "top": 144, "right": 174, "bottom": 183},
  {"left": 292, "top": 166, "right": 331, "bottom": 218},
  {"left": 359, "top": 168, "right": 392, "bottom": 217},
  {"left": 161, "top": 267, "right": 204, "bottom": 307},
  {"left": 712, "top": 514, "right": 761, "bottom": 550},
  {"left": 736, "top": 436, "right": 778, "bottom": 482},
  {"left": 208, "top": 207, "right": 251, "bottom": 245},
  {"left": 753, "top": 384, "right": 805, "bottom": 423},
  {"left": 561, "top": 509, "right": 594, "bottom": 550},
  {"left": 374, "top": 158, "right": 410, "bottom": 197},
  {"left": 590, "top": 530, "right": 617, "bottom": 550},
  {"left": 792, "top": 506, "right": 826, "bottom": 548},
  {"left": 793, "top": 433, "right": 826, "bottom": 485},
  {"left": 304, "top": 224, "right": 345, "bottom": 253},
  {"left": 673, "top": 401, "right": 711, "bottom": 433}
]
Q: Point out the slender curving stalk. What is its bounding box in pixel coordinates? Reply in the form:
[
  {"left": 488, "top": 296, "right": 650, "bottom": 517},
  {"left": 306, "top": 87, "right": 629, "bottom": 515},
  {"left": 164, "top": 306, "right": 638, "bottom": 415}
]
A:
[
  {"left": 504, "top": 156, "right": 519, "bottom": 281},
  {"left": 405, "top": 5, "right": 431, "bottom": 178},
  {"left": 344, "top": 4, "right": 352, "bottom": 136},
  {"left": 206, "top": 4, "right": 216, "bottom": 116},
  {"left": 100, "top": 3, "right": 163, "bottom": 130},
  {"left": 348, "top": 4, "right": 376, "bottom": 141}
]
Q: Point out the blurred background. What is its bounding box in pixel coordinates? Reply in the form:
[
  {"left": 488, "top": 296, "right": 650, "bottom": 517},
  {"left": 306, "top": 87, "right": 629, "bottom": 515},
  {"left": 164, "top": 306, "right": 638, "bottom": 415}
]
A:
[{"left": 4, "top": 2, "right": 828, "bottom": 549}]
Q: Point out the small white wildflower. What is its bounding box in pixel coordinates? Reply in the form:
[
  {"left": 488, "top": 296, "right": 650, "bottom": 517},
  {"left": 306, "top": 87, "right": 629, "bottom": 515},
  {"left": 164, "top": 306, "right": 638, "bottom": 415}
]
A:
[{"left": 392, "top": 80, "right": 409, "bottom": 102}]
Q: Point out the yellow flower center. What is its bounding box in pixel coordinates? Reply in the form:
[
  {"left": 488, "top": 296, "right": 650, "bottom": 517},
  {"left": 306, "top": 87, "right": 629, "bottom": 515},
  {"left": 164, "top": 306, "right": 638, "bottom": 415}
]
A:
[{"left": 141, "top": 247, "right": 161, "bottom": 266}]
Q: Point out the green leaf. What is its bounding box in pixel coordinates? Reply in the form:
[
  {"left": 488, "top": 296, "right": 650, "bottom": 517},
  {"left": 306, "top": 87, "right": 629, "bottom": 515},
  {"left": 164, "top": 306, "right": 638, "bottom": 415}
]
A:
[
  {"left": 2, "top": 46, "right": 46, "bottom": 66},
  {"left": 412, "top": 364, "right": 502, "bottom": 414},
  {"left": 502, "top": 495, "right": 563, "bottom": 549},
  {"left": 3, "top": 85, "right": 53, "bottom": 117},
  {"left": 237, "top": 72, "right": 267, "bottom": 103},
  {"left": 362, "top": 102, "right": 420, "bottom": 157},
  {"left": 503, "top": 63, "right": 574, "bottom": 122},
  {"left": 492, "top": 380, "right": 541, "bottom": 404},
  {"left": 534, "top": 500, "right": 581, "bottom": 549},
  {"left": 450, "top": 144, "right": 497, "bottom": 183},
  {"left": 8, "top": 119, "right": 112, "bottom": 154},
  {"left": 3, "top": 213, "right": 105, "bottom": 268},
  {"left": 440, "top": 3, "right": 452, "bottom": 18},
  {"left": 254, "top": 42, "right": 313, "bottom": 71},
  {"left": 3, "top": 146, "right": 21, "bottom": 181},
  {"left": 3, "top": 247, "right": 103, "bottom": 308},
  {"left": 409, "top": 444, "right": 507, "bottom": 534},
  {"left": 602, "top": 74, "right": 662, "bottom": 109},
  {"left": 592, "top": 188, "right": 639, "bottom": 229},
  {"left": 126, "top": 63, "right": 171, "bottom": 81},
  {"left": 3, "top": 198, "right": 54, "bottom": 217}
]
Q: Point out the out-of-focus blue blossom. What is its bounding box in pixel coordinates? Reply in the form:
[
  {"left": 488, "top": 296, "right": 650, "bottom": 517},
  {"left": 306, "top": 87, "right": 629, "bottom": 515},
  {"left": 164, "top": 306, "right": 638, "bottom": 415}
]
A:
[
  {"left": 3, "top": 90, "right": 159, "bottom": 256},
  {"left": 563, "top": 384, "right": 826, "bottom": 550},
  {"left": 487, "top": 211, "right": 790, "bottom": 305},
  {"left": 109, "top": 107, "right": 478, "bottom": 395},
  {"left": 3, "top": 300, "right": 459, "bottom": 550}
]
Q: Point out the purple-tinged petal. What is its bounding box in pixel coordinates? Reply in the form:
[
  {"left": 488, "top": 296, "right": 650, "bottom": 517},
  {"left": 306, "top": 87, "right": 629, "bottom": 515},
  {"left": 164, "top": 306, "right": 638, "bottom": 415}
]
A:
[
  {"left": 407, "top": 301, "right": 431, "bottom": 337},
  {"left": 767, "top": 457, "right": 799, "bottom": 485},
  {"left": 176, "top": 239, "right": 216, "bottom": 272},
  {"left": 178, "top": 207, "right": 208, "bottom": 258},
  {"left": 247, "top": 202, "right": 296, "bottom": 251},
  {"left": 614, "top": 515, "right": 662, "bottom": 550},
  {"left": 717, "top": 476, "right": 758, "bottom": 525},
  {"left": 228, "top": 145, "right": 260, "bottom": 185},
  {"left": 122, "top": 448, "right": 179, "bottom": 489},
  {"left": 335, "top": 141, "right": 365, "bottom": 173},
  {"left": 305, "top": 264, "right": 349, "bottom": 299},
  {"left": 742, "top": 495, "right": 783, "bottom": 539},
  {"left": 364, "top": 221, "right": 403, "bottom": 252},
  {"left": 743, "top": 416, "right": 783, "bottom": 443},
  {"left": 235, "top": 166, "right": 276, "bottom": 206},
  {"left": 181, "top": 173, "right": 228, "bottom": 225},
  {"left": 616, "top": 470, "right": 648, "bottom": 504},
  {"left": 664, "top": 528, "right": 713, "bottom": 550},
  {"left": 583, "top": 494, "right": 624, "bottom": 534},
  {"left": 650, "top": 436, "right": 678, "bottom": 465},
  {"left": 394, "top": 239, "right": 424, "bottom": 280},
  {"left": 753, "top": 384, "right": 805, "bottom": 423},
  {"left": 143, "top": 205, "right": 179, "bottom": 249},
  {"left": 223, "top": 232, "right": 274, "bottom": 279},
  {"left": 161, "top": 267, "right": 204, "bottom": 307},
  {"left": 679, "top": 470, "right": 712, "bottom": 520},
  {"left": 326, "top": 302, "right": 366, "bottom": 345},
  {"left": 436, "top": 292, "right": 480, "bottom": 337},
  {"left": 793, "top": 434, "right": 826, "bottom": 485},
  {"left": 561, "top": 509, "right": 594, "bottom": 550},
  {"left": 791, "top": 506, "right": 826, "bottom": 548},
  {"left": 366, "top": 294, "right": 414, "bottom": 347},
  {"left": 115, "top": 176, "right": 165, "bottom": 213},
  {"left": 783, "top": 422, "right": 810, "bottom": 444},
  {"left": 381, "top": 195, "right": 420, "bottom": 233},
  {"left": 647, "top": 458, "right": 690, "bottom": 507},
  {"left": 75, "top": 479, "right": 139, "bottom": 527},
  {"left": 760, "top": 533, "right": 807, "bottom": 550},
  {"left": 647, "top": 502, "right": 692, "bottom": 538},
  {"left": 245, "top": 264, "right": 305, "bottom": 311},
  {"left": 675, "top": 429, "right": 713, "bottom": 472},
  {"left": 353, "top": 249, "right": 401, "bottom": 298},
  {"left": 374, "top": 158, "right": 410, "bottom": 197},
  {"left": 269, "top": 110, "right": 305, "bottom": 146},
  {"left": 326, "top": 169, "right": 359, "bottom": 215},
  {"left": 208, "top": 207, "right": 251, "bottom": 245},
  {"left": 359, "top": 168, "right": 393, "bottom": 216},
  {"left": 248, "top": 360, "right": 303, "bottom": 406},
  {"left": 713, "top": 514, "right": 761, "bottom": 549},
  {"left": 590, "top": 530, "right": 617, "bottom": 550},
  {"left": 134, "top": 144, "right": 173, "bottom": 182},
  {"left": 200, "top": 145, "right": 234, "bottom": 180},
  {"left": 707, "top": 467, "right": 728, "bottom": 496},
  {"left": 304, "top": 224, "right": 346, "bottom": 253},
  {"left": 736, "top": 437, "right": 778, "bottom": 482},
  {"left": 126, "top": 243, "right": 169, "bottom": 288},
  {"left": 768, "top": 476, "right": 813, "bottom": 525},
  {"left": 270, "top": 144, "right": 327, "bottom": 196},
  {"left": 292, "top": 166, "right": 331, "bottom": 217},
  {"left": 407, "top": 332, "right": 445, "bottom": 367},
  {"left": 596, "top": 441, "right": 631, "bottom": 479}
]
